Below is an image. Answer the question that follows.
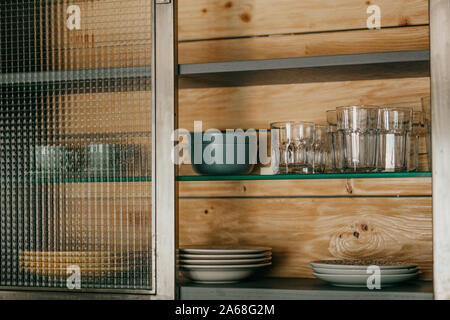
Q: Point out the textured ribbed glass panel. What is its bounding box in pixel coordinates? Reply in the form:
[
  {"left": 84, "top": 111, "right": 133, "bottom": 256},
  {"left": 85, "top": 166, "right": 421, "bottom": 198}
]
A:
[{"left": 1, "top": 0, "right": 152, "bottom": 291}]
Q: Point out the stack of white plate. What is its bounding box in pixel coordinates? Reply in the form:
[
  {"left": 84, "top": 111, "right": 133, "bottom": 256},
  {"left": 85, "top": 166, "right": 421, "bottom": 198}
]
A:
[
  {"left": 311, "top": 260, "right": 420, "bottom": 288},
  {"left": 19, "top": 250, "right": 147, "bottom": 277},
  {"left": 179, "top": 246, "right": 272, "bottom": 284}
]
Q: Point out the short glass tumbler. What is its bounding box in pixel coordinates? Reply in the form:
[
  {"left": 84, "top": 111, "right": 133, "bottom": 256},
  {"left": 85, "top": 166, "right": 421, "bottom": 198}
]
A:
[
  {"left": 271, "top": 122, "right": 315, "bottom": 174},
  {"left": 336, "top": 106, "right": 379, "bottom": 172},
  {"left": 377, "top": 107, "right": 412, "bottom": 172}
]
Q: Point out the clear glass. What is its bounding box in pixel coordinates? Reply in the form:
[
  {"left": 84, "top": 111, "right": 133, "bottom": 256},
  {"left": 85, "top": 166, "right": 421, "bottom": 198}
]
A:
[
  {"left": 422, "top": 97, "right": 432, "bottom": 170},
  {"left": 336, "top": 106, "right": 379, "bottom": 172},
  {"left": 326, "top": 111, "right": 336, "bottom": 172},
  {"left": 407, "top": 111, "right": 424, "bottom": 172},
  {"left": 271, "top": 122, "right": 315, "bottom": 174},
  {"left": 314, "top": 125, "right": 329, "bottom": 174},
  {"left": 377, "top": 107, "right": 412, "bottom": 172},
  {"left": 0, "top": 0, "right": 153, "bottom": 291}
]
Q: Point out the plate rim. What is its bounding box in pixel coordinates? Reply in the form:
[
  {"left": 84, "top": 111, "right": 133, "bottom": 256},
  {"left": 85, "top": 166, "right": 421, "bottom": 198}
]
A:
[
  {"left": 179, "top": 252, "right": 272, "bottom": 259},
  {"left": 310, "top": 261, "right": 417, "bottom": 270},
  {"left": 179, "top": 246, "right": 272, "bottom": 254},
  {"left": 312, "top": 266, "right": 419, "bottom": 275},
  {"left": 179, "top": 257, "right": 272, "bottom": 265},
  {"left": 312, "top": 272, "right": 420, "bottom": 280},
  {"left": 179, "top": 262, "right": 272, "bottom": 270}
]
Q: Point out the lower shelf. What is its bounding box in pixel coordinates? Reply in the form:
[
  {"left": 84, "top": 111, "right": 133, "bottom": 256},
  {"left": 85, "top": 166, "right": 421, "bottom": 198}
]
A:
[{"left": 179, "top": 278, "right": 433, "bottom": 300}]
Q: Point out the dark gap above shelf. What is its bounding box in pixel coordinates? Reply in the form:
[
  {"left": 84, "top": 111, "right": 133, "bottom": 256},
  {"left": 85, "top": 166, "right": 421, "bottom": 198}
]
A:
[
  {"left": 179, "top": 61, "right": 429, "bottom": 88},
  {"left": 180, "top": 50, "right": 429, "bottom": 75},
  {"left": 179, "top": 50, "right": 430, "bottom": 88},
  {"left": 179, "top": 278, "right": 433, "bottom": 300}
]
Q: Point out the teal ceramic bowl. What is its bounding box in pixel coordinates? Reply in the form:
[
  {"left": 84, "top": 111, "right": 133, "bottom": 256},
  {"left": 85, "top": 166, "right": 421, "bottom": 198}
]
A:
[
  {"left": 189, "top": 132, "right": 257, "bottom": 176},
  {"left": 33, "top": 146, "right": 72, "bottom": 174}
]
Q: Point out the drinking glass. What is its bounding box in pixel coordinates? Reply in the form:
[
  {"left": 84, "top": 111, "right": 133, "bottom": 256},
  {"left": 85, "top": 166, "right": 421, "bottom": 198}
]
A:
[
  {"left": 336, "top": 106, "right": 379, "bottom": 172},
  {"left": 407, "top": 111, "right": 424, "bottom": 172},
  {"left": 314, "top": 125, "right": 329, "bottom": 174},
  {"left": 326, "top": 110, "right": 345, "bottom": 173},
  {"left": 271, "top": 122, "right": 315, "bottom": 174},
  {"left": 85, "top": 144, "right": 119, "bottom": 176},
  {"left": 422, "top": 97, "right": 432, "bottom": 170},
  {"left": 377, "top": 107, "right": 412, "bottom": 172},
  {"left": 326, "top": 111, "right": 336, "bottom": 173}
]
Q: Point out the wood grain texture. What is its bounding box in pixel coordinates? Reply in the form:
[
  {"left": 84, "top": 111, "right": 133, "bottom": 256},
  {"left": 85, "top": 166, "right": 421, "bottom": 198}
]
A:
[
  {"left": 56, "top": 91, "right": 151, "bottom": 134},
  {"left": 43, "top": 1, "right": 429, "bottom": 68},
  {"left": 179, "top": 26, "right": 429, "bottom": 64},
  {"left": 47, "top": 0, "right": 152, "bottom": 70},
  {"left": 179, "top": 178, "right": 432, "bottom": 198},
  {"left": 179, "top": 77, "right": 430, "bottom": 130},
  {"left": 178, "top": 77, "right": 431, "bottom": 173},
  {"left": 55, "top": 184, "right": 152, "bottom": 250},
  {"left": 60, "top": 182, "right": 151, "bottom": 198},
  {"left": 178, "top": 0, "right": 428, "bottom": 41},
  {"left": 179, "top": 197, "right": 433, "bottom": 279}
]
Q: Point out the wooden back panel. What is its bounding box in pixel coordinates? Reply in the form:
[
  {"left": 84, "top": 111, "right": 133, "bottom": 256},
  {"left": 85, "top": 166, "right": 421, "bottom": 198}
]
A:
[{"left": 178, "top": 0, "right": 428, "bottom": 40}]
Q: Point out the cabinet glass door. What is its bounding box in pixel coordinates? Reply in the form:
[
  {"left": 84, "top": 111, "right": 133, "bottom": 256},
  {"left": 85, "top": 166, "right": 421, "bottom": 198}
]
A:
[{"left": 1, "top": 0, "right": 154, "bottom": 293}]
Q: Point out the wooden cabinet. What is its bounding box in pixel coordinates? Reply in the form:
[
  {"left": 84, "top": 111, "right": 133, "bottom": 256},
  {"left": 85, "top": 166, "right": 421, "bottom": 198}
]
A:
[
  {"left": 2, "top": 0, "right": 450, "bottom": 300},
  {"left": 175, "top": 0, "right": 440, "bottom": 300}
]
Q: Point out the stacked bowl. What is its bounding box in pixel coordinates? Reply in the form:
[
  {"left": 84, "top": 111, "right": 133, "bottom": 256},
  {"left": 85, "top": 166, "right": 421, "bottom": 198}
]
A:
[
  {"left": 179, "top": 246, "right": 272, "bottom": 284},
  {"left": 311, "top": 260, "right": 420, "bottom": 288}
]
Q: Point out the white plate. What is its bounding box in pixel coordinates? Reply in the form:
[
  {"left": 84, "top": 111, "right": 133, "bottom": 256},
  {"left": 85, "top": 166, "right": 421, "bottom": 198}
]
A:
[
  {"left": 180, "top": 263, "right": 270, "bottom": 284},
  {"left": 310, "top": 260, "right": 417, "bottom": 270},
  {"left": 180, "top": 262, "right": 272, "bottom": 270},
  {"left": 179, "top": 252, "right": 272, "bottom": 260},
  {"left": 312, "top": 266, "right": 419, "bottom": 275},
  {"left": 313, "top": 272, "right": 420, "bottom": 288},
  {"left": 179, "top": 246, "right": 271, "bottom": 255},
  {"left": 179, "top": 257, "right": 271, "bottom": 265}
]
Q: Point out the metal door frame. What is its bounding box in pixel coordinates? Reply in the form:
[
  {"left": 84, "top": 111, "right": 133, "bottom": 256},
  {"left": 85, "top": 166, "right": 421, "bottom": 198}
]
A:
[
  {"left": 0, "top": 0, "right": 177, "bottom": 300},
  {"left": 430, "top": 0, "right": 450, "bottom": 301}
]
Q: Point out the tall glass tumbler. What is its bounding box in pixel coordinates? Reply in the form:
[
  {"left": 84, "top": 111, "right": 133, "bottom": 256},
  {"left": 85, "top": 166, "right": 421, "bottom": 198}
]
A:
[
  {"left": 326, "top": 110, "right": 344, "bottom": 173},
  {"left": 422, "top": 97, "right": 432, "bottom": 170},
  {"left": 337, "top": 106, "right": 379, "bottom": 172},
  {"left": 271, "top": 122, "right": 315, "bottom": 174},
  {"left": 314, "top": 125, "right": 328, "bottom": 173},
  {"left": 377, "top": 107, "right": 412, "bottom": 172},
  {"left": 407, "top": 111, "right": 424, "bottom": 172}
]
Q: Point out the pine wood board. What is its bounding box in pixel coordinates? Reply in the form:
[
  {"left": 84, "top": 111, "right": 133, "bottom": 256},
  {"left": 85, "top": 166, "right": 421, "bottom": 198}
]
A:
[
  {"left": 178, "top": 77, "right": 430, "bottom": 131},
  {"left": 179, "top": 178, "right": 432, "bottom": 198},
  {"left": 46, "top": 0, "right": 152, "bottom": 70},
  {"left": 179, "top": 197, "right": 433, "bottom": 280},
  {"left": 54, "top": 91, "right": 151, "bottom": 134},
  {"left": 178, "top": 0, "right": 428, "bottom": 41},
  {"left": 179, "top": 26, "right": 429, "bottom": 64}
]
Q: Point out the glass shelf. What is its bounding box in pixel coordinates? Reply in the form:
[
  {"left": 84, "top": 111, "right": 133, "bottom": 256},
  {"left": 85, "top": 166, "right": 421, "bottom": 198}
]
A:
[
  {"left": 2, "top": 172, "right": 431, "bottom": 183},
  {"left": 176, "top": 172, "right": 432, "bottom": 182},
  {"left": 2, "top": 176, "right": 152, "bottom": 183}
]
